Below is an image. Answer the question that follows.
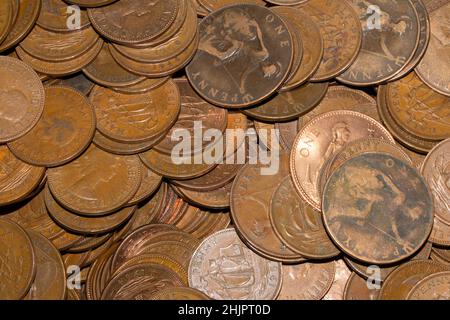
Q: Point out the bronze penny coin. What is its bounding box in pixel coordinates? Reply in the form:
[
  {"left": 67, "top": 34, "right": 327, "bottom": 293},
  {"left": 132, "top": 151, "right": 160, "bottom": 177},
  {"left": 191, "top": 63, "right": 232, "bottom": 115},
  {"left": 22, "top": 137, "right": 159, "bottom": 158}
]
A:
[
  {"left": 266, "top": 0, "right": 307, "bottom": 4},
  {"left": 379, "top": 260, "right": 450, "bottom": 300},
  {"left": 37, "top": 0, "right": 90, "bottom": 32},
  {"left": 243, "top": 82, "right": 328, "bottom": 122},
  {"left": 8, "top": 86, "right": 96, "bottom": 167},
  {"left": 140, "top": 148, "right": 217, "bottom": 181},
  {"left": 93, "top": 130, "right": 165, "bottom": 156},
  {"left": 127, "top": 163, "right": 162, "bottom": 205},
  {"left": 87, "top": 0, "right": 179, "bottom": 45},
  {"left": 188, "top": 228, "right": 282, "bottom": 300},
  {"left": 0, "top": 145, "right": 45, "bottom": 206},
  {"left": 277, "top": 262, "right": 335, "bottom": 300},
  {"left": 377, "top": 84, "right": 437, "bottom": 153},
  {"left": 0, "top": 0, "right": 41, "bottom": 52},
  {"left": 0, "top": 56, "right": 45, "bottom": 143},
  {"left": 390, "top": 0, "right": 431, "bottom": 81},
  {"left": 300, "top": 85, "right": 379, "bottom": 126},
  {"left": 173, "top": 182, "right": 232, "bottom": 209},
  {"left": 337, "top": 0, "right": 420, "bottom": 86},
  {"left": 432, "top": 247, "right": 450, "bottom": 264},
  {"left": 154, "top": 78, "right": 227, "bottom": 156},
  {"left": 191, "top": 211, "right": 231, "bottom": 240},
  {"left": 24, "top": 230, "right": 66, "bottom": 300},
  {"left": 65, "top": 0, "right": 118, "bottom": 7},
  {"left": 297, "top": 0, "right": 362, "bottom": 81},
  {"left": 66, "top": 232, "right": 112, "bottom": 253},
  {"left": 279, "top": 19, "right": 303, "bottom": 90},
  {"left": 270, "top": 176, "right": 339, "bottom": 259},
  {"left": 47, "top": 73, "right": 95, "bottom": 96},
  {"left": 151, "top": 286, "right": 210, "bottom": 300},
  {"left": 387, "top": 72, "right": 450, "bottom": 141},
  {"left": 0, "top": 0, "right": 13, "bottom": 45},
  {"left": 20, "top": 25, "right": 99, "bottom": 62},
  {"left": 44, "top": 188, "right": 135, "bottom": 236},
  {"left": 137, "top": 240, "right": 196, "bottom": 271},
  {"left": 186, "top": 4, "right": 294, "bottom": 108},
  {"left": 15, "top": 39, "right": 103, "bottom": 77},
  {"left": 323, "top": 153, "right": 434, "bottom": 265},
  {"left": 231, "top": 153, "right": 304, "bottom": 262},
  {"left": 421, "top": 138, "right": 450, "bottom": 226},
  {"left": 407, "top": 271, "right": 450, "bottom": 300},
  {"left": 253, "top": 120, "right": 280, "bottom": 151},
  {"left": 291, "top": 110, "right": 394, "bottom": 211},
  {"left": 47, "top": 144, "right": 142, "bottom": 215},
  {"left": 415, "top": 0, "right": 450, "bottom": 97},
  {"left": 276, "top": 119, "right": 300, "bottom": 151},
  {"left": 83, "top": 43, "right": 145, "bottom": 88},
  {"left": 199, "top": 0, "right": 266, "bottom": 11},
  {"left": 344, "top": 241, "right": 433, "bottom": 281},
  {"left": 322, "top": 259, "right": 352, "bottom": 300},
  {"left": 112, "top": 0, "right": 197, "bottom": 64},
  {"left": 90, "top": 80, "right": 180, "bottom": 143},
  {"left": 0, "top": 218, "right": 35, "bottom": 300},
  {"left": 272, "top": 6, "right": 323, "bottom": 90},
  {"left": 111, "top": 77, "right": 169, "bottom": 95},
  {"left": 101, "top": 263, "right": 184, "bottom": 300},
  {"left": 344, "top": 272, "right": 380, "bottom": 300}
]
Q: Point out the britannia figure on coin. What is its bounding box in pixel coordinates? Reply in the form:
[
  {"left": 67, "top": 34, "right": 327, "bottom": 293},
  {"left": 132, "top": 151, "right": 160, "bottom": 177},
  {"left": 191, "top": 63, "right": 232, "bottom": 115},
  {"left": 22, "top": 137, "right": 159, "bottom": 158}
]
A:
[{"left": 198, "top": 7, "right": 282, "bottom": 95}]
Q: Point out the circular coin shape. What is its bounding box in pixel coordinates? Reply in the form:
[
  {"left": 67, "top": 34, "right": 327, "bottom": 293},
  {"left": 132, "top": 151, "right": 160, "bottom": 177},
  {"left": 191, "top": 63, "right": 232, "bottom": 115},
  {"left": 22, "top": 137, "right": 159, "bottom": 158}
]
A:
[
  {"left": 87, "top": 0, "right": 179, "bottom": 45},
  {"left": 37, "top": 0, "right": 90, "bottom": 32},
  {"left": 298, "top": 0, "right": 362, "bottom": 81},
  {"left": 0, "top": 0, "right": 13, "bottom": 45},
  {"left": 189, "top": 228, "right": 282, "bottom": 300},
  {"left": 0, "top": 56, "right": 45, "bottom": 143},
  {"left": 186, "top": 4, "right": 294, "bottom": 108},
  {"left": 151, "top": 286, "right": 210, "bottom": 300},
  {"left": 24, "top": 230, "right": 66, "bottom": 300},
  {"left": 322, "top": 259, "right": 352, "bottom": 300},
  {"left": 344, "top": 272, "right": 380, "bottom": 300},
  {"left": 0, "top": 145, "right": 45, "bottom": 206},
  {"left": 323, "top": 153, "right": 434, "bottom": 265},
  {"left": 291, "top": 110, "right": 394, "bottom": 211},
  {"left": 270, "top": 176, "right": 339, "bottom": 259},
  {"left": 337, "top": 0, "right": 420, "bottom": 86},
  {"left": 8, "top": 86, "right": 96, "bottom": 167},
  {"left": 47, "top": 144, "right": 141, "bottom": 215},
  {"left": 0, "top": 218, "right": 35, "bottom": 300},
  {"left": 421, "top": 138, "right": 450, "bottom": 226},
  {"left": 65, "top": 0, "right": 118, "bottom": 7},
  {"left": 407, "top": 271, "right": 450, "bottom": 300},
  {"left": 90, "top": 80, "right": 180, "bottom": 143}
]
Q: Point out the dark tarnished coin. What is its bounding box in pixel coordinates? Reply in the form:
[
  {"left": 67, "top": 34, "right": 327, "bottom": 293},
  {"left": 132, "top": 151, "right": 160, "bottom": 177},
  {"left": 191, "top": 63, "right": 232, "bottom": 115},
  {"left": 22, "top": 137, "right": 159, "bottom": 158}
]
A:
[
  {"left": 0, "top": 218, "right": 35, "bottom": 300},
  {"left": 46, "top": 73, "right": 95, "bottom": 96},
  {"left": 186, "top": 4, "right": 294, "bottom": 108},
  {"left": 407, "top": 271, "right": 450, "bottom": 300},
  {"left": 0, "top": 56, "right": 45, "bottom": 143},
  {"left": 188, "top": 228, "right": 282, "bottom": 300},
  {"left": 337, "top": 0, "right": 420, "bottom": 86},
  {"left": 323, "top": 153, "right": 434, "bottom": 265},
  {"left": 24, "top": 230, "right": 66, "bottom": 300},
  {"left": 415, "top": 0, "right": 450, "bottom": 97},
  {"left": 298, "top": 0, "right": 362, "bottom": 81},
  {"left": 344, "top": 272, "right": 379, "bottom": 300},
  {"left": 47, "top": 145, "right": 141, "bottom": 215},
  {"left": 87, "top": 0, "right": 179, "bottom": 45},
  {"left": 8, "top": 86, "right": 96, "bottom": 167},
  {"left": 243, "top": 82, "right": 328, "bottom": 122},
  {"left": 270, "top": 176, "right": 339, "bottom": 259},
  {"left": 421, "top": 138, "right": 450, "bottom": 226}
]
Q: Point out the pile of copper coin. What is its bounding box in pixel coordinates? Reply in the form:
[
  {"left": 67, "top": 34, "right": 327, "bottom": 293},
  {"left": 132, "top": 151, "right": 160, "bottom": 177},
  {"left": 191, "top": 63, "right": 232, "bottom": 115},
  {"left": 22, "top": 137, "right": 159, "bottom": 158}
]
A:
[{"left": 0, "top": 0, "right": 449, "bottom": 300}]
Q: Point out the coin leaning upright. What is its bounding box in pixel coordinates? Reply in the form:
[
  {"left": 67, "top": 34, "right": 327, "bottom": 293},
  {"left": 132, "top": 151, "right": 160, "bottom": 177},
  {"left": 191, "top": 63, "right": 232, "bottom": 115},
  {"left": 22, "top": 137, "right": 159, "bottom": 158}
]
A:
[{"left": 186, "top": 4, "right": 294, "bottom": 108}]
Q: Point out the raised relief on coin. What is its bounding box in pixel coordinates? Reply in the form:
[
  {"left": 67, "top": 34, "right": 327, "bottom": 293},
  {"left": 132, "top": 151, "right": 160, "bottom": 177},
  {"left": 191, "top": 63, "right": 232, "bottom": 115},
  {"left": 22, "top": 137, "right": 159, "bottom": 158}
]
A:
[
  {"left": 421, "top": 139, "right": 450, "bottom": 226},
  {"left": 47, "top": 145, "right": 141, "bottom": 215},
  {"left": 338, "top": 0, "right": 420, "bottom": 85},
  {"left": 0, "top": 57, "right": 45, "bottom": 143},
  {"left": 186, "top": 4, "right": 293, "bottom": 108},
  {"left": 323, "top": 153, "right": 434, "bottom": 264},
  {"left": 188, "top": 229, "right": 282, "bottom": 300},
  {"left": 406, "top": 271, "right": 450, "bottom": 300}
]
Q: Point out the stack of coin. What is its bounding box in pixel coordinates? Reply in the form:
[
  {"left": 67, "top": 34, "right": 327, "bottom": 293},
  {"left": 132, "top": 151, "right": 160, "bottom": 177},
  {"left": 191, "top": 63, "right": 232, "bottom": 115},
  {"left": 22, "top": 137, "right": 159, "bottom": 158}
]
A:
[{"left": 0, "top": 0, "right": 449, "bottom": 301}]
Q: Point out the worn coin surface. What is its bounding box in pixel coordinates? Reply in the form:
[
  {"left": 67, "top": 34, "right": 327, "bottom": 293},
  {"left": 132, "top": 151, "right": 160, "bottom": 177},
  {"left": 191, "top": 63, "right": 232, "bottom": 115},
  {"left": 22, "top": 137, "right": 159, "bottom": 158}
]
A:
[
  {"left": 189, "top": 228, "right": 282, "bottom": 300},
  {"left": 323, "top": 153, "right": 434, "bottom": 264},
  {"left": 47, "top": 144, "right": 141, "bottom": 215},
  {"left": 0, "top": 218, "right": 35, "bottom": 300},
  {"left": 186, "top": 4, "right": 293, "bottom": 108},
  {"left": 297, "top": 0, "right": 362, "bottom": 81},
  {"left": 338, "top": 0, "right": 420, "bottom": 86},
  {"left": 291, "top": 110, "right": 394, "bottom": 211},
  {"left": 344, "top": 272, "right": 379, "bottom": 300},
  {"left": 270, "top": 176, "right": 339, "bottom": 259},
  {"left": 151, "top": 286, "right": 210, "bottom": 300},
  {"left": 0, "top": 56, "right": 45, "bottom": 143},
  {"left": 406, "top": 271, "right": 450, "bottom": 300},
  {"left": 8, "top": 86, "right": 96, "bottom": 167},
  {"left": 0, "top": 0, "right": 13, "bottom": 45},
  {"left": 322, "top": 259, "right": 352, "bottom": 300},
  {"left": 37, "top": 0, "right": 90, "bottom": 32}
]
